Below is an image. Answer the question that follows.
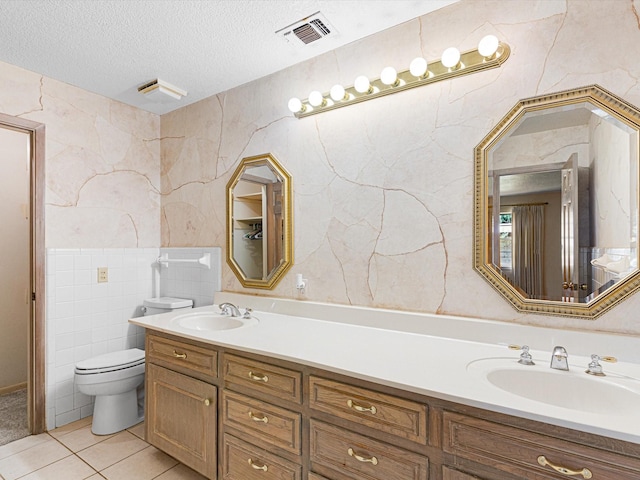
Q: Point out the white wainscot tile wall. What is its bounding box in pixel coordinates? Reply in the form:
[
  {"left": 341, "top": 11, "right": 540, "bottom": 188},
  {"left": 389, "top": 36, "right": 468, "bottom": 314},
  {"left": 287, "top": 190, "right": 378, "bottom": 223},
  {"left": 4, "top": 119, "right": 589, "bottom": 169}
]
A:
[{"left": 45, "top": 246, "right": 221, "bottom": 430}]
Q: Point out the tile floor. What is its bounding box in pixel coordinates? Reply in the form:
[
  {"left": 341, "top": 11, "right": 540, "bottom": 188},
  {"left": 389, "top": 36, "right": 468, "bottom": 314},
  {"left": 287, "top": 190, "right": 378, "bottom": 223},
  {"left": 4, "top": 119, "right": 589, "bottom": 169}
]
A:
[{"left": 0, "top": 417, "right": 207, "bottom": 480}]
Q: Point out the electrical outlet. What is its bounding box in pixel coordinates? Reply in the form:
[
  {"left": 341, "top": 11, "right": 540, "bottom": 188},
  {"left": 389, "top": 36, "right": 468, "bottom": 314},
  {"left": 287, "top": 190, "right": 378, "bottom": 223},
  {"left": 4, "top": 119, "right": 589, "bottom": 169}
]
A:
[{"left": 97, "top": 267, "right": 108, "bottom": 283}]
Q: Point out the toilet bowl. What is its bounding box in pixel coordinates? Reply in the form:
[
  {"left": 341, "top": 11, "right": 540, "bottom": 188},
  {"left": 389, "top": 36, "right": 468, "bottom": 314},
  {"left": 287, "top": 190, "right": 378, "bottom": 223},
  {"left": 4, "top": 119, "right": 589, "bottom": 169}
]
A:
[{"left": 75, "top": 348, "right": 146, "bottom": 435}]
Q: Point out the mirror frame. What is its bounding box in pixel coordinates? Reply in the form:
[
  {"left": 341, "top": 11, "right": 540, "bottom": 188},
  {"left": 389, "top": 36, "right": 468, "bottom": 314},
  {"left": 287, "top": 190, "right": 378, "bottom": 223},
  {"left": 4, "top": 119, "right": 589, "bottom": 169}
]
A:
[
  {"left": 226, "top": 153, "right": 293, "bottom": 289},
  {"left": 474, "top": 85, "right": 640, "bottom": 318}
]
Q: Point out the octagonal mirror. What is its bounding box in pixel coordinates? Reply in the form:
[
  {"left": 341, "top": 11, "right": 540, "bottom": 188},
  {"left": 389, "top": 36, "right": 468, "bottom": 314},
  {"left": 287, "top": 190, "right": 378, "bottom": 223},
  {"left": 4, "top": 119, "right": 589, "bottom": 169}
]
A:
[
  {"left": 474, "top": 85, "right": 640, "bottom": 318},
  {"left": 227, "top": 153, "right": 292, "bottom": 289}
]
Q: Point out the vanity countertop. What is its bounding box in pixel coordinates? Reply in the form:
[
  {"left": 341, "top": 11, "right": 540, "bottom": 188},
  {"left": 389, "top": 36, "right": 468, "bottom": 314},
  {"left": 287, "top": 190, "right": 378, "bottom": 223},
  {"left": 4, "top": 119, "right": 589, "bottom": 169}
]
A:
[{"left": 130, "top": 294, "right": 640, "bottom": 445}]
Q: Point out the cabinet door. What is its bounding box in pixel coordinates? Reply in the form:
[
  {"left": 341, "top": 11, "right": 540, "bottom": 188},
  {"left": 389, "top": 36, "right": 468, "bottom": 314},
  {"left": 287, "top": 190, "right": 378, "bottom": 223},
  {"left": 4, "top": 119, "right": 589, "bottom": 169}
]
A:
[{"left": 146, "top": 363, "right": 217, "bottom": 479}]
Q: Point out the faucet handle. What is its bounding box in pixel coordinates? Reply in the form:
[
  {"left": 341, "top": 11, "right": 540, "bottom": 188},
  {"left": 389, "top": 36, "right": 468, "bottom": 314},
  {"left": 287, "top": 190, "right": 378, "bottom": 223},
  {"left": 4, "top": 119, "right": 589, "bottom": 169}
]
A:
[
  {"left": 585, "top": 354, "right": 617, "bottom": 376},
  {"left": 242, "top": 308, "right": 253, "bottom": 319},
  {"left": 508, "top": 344, "right": 535, "bottom": 366}
]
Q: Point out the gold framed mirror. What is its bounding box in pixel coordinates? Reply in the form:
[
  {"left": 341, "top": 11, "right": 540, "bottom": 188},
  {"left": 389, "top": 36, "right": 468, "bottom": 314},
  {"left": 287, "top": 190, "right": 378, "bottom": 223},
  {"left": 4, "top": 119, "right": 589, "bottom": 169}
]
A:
[
  {"left": 474, "top": 85, "right": 640, "bottom": 318},
  {"left": 226, "top": 153, "right": 292, "bottom": 289}
]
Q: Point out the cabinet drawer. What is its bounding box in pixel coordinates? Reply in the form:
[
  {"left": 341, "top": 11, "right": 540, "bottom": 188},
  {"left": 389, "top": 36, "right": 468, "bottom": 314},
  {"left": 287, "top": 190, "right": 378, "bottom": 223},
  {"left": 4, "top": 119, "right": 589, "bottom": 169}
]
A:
[
  {"left": 442, "top": 466, "right": 485, "bottom": 480},
  {"left": 309, "top": 376, "right": 428, "bottom": 443},
  {"left": 222, "top": 434, "right": 302, "bottom": 480},
  {"left": 308, "top": 474, "right": 330, "bottom": 480},
  {"left": 147, "top": 334, "right": 217, "bottom": 380},
  {"left": 223, "top": 354, "right": 302, "bottom": 403},
  {"left": 222, "top": 390, "right": 302, "bottom": 454},
  {"left": 443, "top": 411, "right": 640, "bottom": 479},
  {"left": 310, "top": 420, "right": 429, "bottom": 480}
]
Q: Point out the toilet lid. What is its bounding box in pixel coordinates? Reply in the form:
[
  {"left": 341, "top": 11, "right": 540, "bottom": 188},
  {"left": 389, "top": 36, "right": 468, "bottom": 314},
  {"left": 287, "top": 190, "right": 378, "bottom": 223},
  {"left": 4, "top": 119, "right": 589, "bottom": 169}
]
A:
[
  {"left": 76, "top": 348, "right": 145, "bottom": 372},
  {"left": 143, "top": 297, "right": 193, "bottom": 309}
]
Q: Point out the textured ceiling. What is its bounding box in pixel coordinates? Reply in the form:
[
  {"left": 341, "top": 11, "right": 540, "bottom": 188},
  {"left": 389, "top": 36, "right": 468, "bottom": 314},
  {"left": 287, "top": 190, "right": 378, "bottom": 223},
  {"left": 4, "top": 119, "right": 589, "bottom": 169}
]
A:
[{"left": 0, "top": 0, "right": 458, "bottom": 115}]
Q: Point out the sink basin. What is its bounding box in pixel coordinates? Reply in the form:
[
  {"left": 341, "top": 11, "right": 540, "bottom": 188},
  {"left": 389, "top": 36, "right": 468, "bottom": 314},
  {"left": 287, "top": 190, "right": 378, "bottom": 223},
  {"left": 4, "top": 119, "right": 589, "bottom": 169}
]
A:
[
  {"left": 467, "top": 357, "right": 640, "bottom": 414},
  {"left": 171, "top": 311, "right": 258, "bottom": 332}
]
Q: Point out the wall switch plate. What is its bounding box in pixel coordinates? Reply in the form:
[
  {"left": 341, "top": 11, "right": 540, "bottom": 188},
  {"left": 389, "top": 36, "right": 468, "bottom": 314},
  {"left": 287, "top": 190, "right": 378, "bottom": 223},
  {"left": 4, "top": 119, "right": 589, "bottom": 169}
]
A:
[{"left": 97, "top": 267, "right": 108, "bottom": 283}]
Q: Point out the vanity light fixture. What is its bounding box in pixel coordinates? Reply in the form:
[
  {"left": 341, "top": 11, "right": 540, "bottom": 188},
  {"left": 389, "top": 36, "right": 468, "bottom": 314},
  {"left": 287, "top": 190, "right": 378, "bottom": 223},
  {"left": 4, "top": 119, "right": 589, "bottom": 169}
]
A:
[
  {"left": 287, "top": 97, "right": 305, "bottom": 113},
  {"left": 308, "top": 90, "right": 326, "bottom": 107},
  {"left": 409, "top": 57, "right": 429, "bottom": 78},
  {"left": 288, "top": 35, "right": 510, "bottom": 118},
  {"left": 330, "top": 84, "right": 348, "bottom": 102},
  {"left": 380, "top": 66, "right": 400, "bottom": 87},
  {"left": 354, "top": 75, "right": 373, "bottom": 94},
  {"left": 441, "top": 47, "right": 462, "bottom": 70}
]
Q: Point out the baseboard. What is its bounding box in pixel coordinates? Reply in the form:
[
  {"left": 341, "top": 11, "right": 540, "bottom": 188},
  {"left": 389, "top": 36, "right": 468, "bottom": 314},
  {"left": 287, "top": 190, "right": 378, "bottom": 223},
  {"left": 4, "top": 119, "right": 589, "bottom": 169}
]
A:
[{"left": 0, "top": 382, "right": 27, "bottom": 396}]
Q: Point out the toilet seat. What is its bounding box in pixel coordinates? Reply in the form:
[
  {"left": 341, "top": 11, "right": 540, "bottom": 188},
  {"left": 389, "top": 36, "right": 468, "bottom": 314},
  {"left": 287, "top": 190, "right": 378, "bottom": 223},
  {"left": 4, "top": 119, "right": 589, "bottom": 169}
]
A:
[{"left": 75, "top": 348, "right": 145, "bottom": 375}]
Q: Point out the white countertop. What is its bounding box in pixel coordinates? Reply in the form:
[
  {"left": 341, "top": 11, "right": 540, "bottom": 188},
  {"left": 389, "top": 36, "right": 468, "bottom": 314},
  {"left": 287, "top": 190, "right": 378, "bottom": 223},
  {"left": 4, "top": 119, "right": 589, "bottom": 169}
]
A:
[{"left": 130, "top": 294, "right": 640, "bottom": 445}]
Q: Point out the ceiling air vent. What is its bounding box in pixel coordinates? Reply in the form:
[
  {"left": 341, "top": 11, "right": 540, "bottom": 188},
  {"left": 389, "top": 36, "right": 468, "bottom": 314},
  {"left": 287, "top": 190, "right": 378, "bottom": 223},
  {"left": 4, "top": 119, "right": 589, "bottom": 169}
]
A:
[{"left": 277, "top": 12, "right": 337, "bottom": 47}]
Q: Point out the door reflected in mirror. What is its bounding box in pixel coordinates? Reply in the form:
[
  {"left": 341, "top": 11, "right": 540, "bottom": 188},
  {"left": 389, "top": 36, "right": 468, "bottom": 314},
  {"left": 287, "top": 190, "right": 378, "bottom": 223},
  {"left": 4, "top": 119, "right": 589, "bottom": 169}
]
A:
[
  {"left": 226, "top": 154, "right": 292, "bottom": 289},
  {"left": 475, "top": 86, "right": 640, "bottom": 318}
]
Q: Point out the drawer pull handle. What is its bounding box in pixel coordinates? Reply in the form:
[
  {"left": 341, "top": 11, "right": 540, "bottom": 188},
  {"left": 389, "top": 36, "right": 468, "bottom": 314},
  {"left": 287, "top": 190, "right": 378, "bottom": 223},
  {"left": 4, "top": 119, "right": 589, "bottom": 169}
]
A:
[
  {"left": 347, "top": 399, "right": 377, "bottom": 415},
  {"left": 248, "top": 411, "right": 269, "bottom": 424},
  {"left": 537, "top": 455, "right": 592, "bottom": 479},
  {"left": 172, "top": 350, "right": 187, "bottom": 359},
  {"left": 347, "top": 447, "right": 379, "bottom": 466},
  {"left": 204, "top": 399, "right": 211, "bottom": 406},
  {"left": 248, "top": 458, "right": 268, "bottom": 472},
  {"left": 248, "top": 371, "right": 269, "bottom": 383}
]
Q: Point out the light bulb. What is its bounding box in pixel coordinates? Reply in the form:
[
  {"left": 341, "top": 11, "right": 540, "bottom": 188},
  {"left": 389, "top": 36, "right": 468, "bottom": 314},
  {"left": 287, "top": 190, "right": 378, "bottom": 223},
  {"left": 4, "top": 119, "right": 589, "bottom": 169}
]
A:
[
  {"left": 354, "top": 75, "right": 372, "bottom": 94},
  {"left": 308, "top": 90, "right": 325, "bottom": 107},
  {"left": 409, "top": 57, "right": 428, "bottom": 78},
  {"left": 380, "top": 66, "right": 399, "bottom": 86},
  {"left": 287, "top": 97, "right": 304, "bottom": 113},
  {"left": 330, "top": 84, "right": 347, "bottom": 101},
  {"left": 478, "top": 35, "right": 499, "bottom": 58},
  {"left": 441, "top": 47, "right": 461, "bottom": 69}
]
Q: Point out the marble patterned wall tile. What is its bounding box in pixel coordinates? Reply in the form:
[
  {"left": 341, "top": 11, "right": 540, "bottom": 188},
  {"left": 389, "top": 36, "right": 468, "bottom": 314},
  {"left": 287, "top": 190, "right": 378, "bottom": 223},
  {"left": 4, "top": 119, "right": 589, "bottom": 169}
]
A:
[
  {"left": 0, "top": 60, "right": 161, "bottom": 248},
  {"left": 159, "top": 0, "right": 640, "bottom": 335}
]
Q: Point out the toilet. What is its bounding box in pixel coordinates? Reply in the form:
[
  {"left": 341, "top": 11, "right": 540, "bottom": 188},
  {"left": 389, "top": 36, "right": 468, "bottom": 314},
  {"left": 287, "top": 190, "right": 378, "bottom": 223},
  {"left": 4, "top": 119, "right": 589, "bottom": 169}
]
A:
[
  {"left": 75, "top": 348, "right": 146, "bottom": 435},
  {"left": 75, "top": 297, "right": 193, "bottom": 435}
]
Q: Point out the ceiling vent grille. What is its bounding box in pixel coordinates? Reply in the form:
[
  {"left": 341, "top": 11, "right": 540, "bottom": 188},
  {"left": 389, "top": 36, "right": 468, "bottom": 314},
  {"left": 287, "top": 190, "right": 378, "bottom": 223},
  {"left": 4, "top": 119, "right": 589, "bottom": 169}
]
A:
[{"left": 277, "top": 12, "right": 336, "bottom": 47}]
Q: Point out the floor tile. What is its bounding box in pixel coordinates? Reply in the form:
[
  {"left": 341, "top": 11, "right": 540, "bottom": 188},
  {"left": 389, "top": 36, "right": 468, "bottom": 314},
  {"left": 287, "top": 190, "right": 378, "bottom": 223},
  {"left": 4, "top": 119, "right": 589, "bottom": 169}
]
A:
[
  {"left": 48, "top": 417, "right": 93, "bottom": 439},
  {"left": 0, "top": 434, "right": 50, "bottom": 461},
  {"left": 127, "top": 422, "right": 145, "bottom": 441},
  {"left": 100, "top": 445, "right": 178, "bottom": 480},
  {"left": 153, "top": 463, "right": 208, "bottom": 480},
  {"left": 54, "top": 425, "right": 114, "bottom": 453},
  {"left": 0, "top": 435, "right": 71, "bottom": 480},
  {"left": 17, "top": 454, "right": 95, "bottom": 480},
  {"left": 76, "top": 431, "right": 148, "bottom": 472}
]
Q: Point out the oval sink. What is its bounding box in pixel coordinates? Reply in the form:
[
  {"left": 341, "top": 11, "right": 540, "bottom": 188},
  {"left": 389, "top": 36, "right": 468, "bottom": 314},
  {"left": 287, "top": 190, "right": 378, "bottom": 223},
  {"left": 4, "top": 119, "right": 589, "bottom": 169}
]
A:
[
  {"left": 467, "top": 358, "right": 640, "bottom": 414},
  {"left": 171, "top": 311, "right": 258, "bottom": 332}
]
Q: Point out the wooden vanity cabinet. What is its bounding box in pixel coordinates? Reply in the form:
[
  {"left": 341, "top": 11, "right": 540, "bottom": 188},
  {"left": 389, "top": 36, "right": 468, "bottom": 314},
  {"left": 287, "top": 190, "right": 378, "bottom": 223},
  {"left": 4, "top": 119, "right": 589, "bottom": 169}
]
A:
[{"left": 144, "top": 331, "right": 640, "bottom": 480}]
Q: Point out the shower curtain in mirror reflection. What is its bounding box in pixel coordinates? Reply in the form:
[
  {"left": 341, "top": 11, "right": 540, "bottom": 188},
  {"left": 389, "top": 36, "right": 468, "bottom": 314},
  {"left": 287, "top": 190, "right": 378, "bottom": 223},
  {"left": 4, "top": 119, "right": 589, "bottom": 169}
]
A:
[{"left": 512, "top": 205, "right": 544, "bottom": 299}]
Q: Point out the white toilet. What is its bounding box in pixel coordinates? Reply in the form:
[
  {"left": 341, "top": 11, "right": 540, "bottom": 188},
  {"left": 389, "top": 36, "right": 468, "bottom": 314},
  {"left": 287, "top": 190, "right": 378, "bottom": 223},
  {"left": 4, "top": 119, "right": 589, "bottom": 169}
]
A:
[
  {"left": 75, "top": 297, "right": 193, "bottom": 435},
  {"left": 75, "top": 348, "right": 146, "bottom": 435}
]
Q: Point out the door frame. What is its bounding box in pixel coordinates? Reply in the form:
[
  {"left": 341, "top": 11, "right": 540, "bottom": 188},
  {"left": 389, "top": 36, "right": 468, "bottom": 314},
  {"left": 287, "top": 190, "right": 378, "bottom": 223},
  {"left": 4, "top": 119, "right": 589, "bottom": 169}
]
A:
[{"left": 0, "top": 112, "right": 45, "bottom": 434}]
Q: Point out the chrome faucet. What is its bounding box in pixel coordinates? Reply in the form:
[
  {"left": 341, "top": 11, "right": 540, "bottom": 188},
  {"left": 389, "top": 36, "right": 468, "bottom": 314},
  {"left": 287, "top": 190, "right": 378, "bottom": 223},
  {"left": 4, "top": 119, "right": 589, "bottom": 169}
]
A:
[
  {"left": 219, "top": 302, "right": 241, "bottom": 317},
  {"left": 550, "top": 346, "right": 569, "bottom": 371}
]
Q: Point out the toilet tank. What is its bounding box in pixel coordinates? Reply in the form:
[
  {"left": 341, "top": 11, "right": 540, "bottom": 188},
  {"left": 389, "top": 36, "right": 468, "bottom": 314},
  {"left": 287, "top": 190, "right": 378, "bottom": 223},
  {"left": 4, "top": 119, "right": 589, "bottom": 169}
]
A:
[{"left": 142, "top": 297, "right": 193, "bottom": 316}]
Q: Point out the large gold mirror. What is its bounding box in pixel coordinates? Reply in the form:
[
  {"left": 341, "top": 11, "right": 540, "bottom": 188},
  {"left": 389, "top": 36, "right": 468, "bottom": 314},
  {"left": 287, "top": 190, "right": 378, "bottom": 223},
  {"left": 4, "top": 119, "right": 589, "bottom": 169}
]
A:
[
  {"left": 475, "top": 85, "right": 640, "bottom": 318},
  {"left": 226, "top": 153, "right": 292, "bottom": 289}
]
